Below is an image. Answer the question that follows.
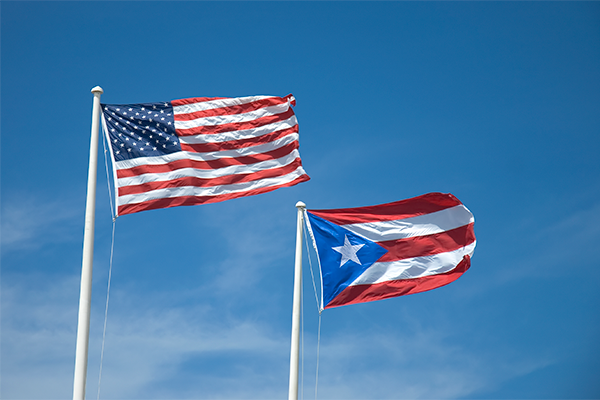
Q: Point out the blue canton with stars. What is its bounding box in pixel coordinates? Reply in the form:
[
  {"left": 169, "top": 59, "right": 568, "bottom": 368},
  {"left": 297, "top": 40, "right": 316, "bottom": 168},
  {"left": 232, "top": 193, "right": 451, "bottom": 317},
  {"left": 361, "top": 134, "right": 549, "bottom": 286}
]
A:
[
  {"left": 306, "top": 212, "right": 388, "bottom": 308},
  {"left": 101, "top": 102, "right": 182, "bottom": 162}
]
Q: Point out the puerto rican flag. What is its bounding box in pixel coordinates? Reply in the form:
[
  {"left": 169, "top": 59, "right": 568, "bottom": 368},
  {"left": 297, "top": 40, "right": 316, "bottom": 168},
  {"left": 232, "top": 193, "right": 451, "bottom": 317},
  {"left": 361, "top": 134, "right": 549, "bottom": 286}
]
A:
[{"left": 305, "top": 193, "right": 476, "bottom": 310}]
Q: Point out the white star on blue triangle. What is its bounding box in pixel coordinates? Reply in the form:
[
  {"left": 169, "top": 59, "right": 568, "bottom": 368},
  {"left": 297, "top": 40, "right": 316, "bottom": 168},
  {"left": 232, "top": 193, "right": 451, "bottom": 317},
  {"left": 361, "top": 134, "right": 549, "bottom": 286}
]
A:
[{"left": 332, "top": 235, "right": 364, "bottom": 267}]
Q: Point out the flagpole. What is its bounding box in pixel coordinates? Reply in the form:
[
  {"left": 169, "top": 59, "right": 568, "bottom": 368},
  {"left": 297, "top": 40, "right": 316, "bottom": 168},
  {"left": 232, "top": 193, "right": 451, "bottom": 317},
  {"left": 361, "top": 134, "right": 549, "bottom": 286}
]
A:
[
  {"left": 288, "top": 201, "right": 305, "bottom": 400},
  {"left": 73, "top": 86, "right": 103, "bottom": 400}
]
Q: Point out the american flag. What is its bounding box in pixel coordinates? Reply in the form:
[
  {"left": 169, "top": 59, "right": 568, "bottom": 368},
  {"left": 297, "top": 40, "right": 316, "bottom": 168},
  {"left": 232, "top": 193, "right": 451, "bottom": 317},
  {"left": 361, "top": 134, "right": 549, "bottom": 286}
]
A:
[{"left": 101, "top": 94, "right": 310, "bottom": 216}]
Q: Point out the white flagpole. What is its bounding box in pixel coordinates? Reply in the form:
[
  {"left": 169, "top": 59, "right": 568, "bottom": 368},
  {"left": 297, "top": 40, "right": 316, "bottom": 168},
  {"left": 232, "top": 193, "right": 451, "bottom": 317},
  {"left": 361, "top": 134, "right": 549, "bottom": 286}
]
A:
[
  {"left": 73, "top": 86, "right": 104, "bottom": 400},
  {"left": 288, "top": 201, "right": 305, "bottom": 400}
]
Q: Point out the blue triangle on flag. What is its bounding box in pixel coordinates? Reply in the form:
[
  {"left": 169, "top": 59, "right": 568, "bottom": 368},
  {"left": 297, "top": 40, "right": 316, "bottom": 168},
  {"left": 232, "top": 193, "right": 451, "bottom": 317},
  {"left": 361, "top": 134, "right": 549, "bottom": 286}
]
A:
[{"left": 306, "top": 212, "right": 388, "bottom": 307}]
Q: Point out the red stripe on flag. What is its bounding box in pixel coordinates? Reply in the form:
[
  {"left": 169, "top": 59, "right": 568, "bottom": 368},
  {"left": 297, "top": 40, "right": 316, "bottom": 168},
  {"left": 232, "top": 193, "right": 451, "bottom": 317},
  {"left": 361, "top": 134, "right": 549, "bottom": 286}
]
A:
[
  {"left": 174, "top": 97, "right": 292, "bottom": 121},
  {"left": 171, "top": 97, "right": 229, "bottom": 106},
  {"left": 174, "top": 108, "right": 296, "bottom": 137},
  {"left": 376, "top": 223, "right": 476, "bottom": 262},
  {"left": 309, "top": 193, "right": 464, "bottom": 225},
  {"left": 180, "top": 125, "right": 298, "bottom": 153},
  {"left": 325, "top": 255, "right": 471, "bottom": 309},
  {"left": 117, "top": 173, "right": 310, "bottom": 216},
  {"left": 118, "top": 158, "right": 305, "bottom": 196},
  {"left": 171, "top": 94, "right": 294, "bottom": 108},
  {"left": 116, "top": 141, "right": 300, "bottom": 178}
]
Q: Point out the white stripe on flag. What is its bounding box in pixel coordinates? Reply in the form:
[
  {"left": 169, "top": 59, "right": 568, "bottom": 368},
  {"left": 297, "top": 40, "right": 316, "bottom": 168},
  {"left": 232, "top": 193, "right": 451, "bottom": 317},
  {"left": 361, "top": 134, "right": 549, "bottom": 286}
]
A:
[
  {"left": 343, "top": 205, "right": 475, "bottom": 241},
  {"left": 179, "top": 115, "right": 298, "bottom": 145},
  {"left": 117, "top": 150, "right": 301, "bottom": 187},
  {"left": 117, "top": 166, "right": 308, "bottom": 207},
  {"left": 174, "top": 103, "right": 290, "bottom": 130},
  {"left": 173, "top": 95, "right": 274, "bottom": 114},
  {"left": 114, "top": 132, "right": 299, "bottom": 170},
  {"left": 350, "top": 242, "right": 477, "bottom": 286}
]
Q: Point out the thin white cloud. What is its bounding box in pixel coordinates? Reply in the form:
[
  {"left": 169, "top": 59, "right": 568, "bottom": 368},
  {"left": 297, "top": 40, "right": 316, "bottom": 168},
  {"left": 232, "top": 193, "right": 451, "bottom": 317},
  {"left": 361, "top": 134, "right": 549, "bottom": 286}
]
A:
[
  {"left": 0, "top": 189, "right": 574, "bottom": 399},
  {"left": 2, "top": 270, "right": 553, "bottom": 400},
  {"left": 305, "top": 320, "right": 553, "bottom": 400},
  {"left": 1, "top": 195, "right": 83, "bottom": 254},
  {"left": 1, "top": 271, "right": 289, "bottom": 399},
  {"left": 1, "top": 274, "right": 80, "bottom": 399}
]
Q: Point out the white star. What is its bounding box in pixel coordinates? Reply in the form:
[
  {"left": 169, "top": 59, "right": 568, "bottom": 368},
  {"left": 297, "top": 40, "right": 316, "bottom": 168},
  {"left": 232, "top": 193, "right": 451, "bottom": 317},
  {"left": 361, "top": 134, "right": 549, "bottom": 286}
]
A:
[{"left": 332, "top": 235, "right": 364, "bottom": 268}]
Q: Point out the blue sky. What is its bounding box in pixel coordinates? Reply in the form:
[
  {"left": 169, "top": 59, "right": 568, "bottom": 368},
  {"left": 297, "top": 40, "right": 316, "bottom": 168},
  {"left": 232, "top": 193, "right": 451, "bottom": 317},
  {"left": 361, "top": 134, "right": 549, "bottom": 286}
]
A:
[{"left": 2, "top": 1, "right": 599, "bottom": 399}]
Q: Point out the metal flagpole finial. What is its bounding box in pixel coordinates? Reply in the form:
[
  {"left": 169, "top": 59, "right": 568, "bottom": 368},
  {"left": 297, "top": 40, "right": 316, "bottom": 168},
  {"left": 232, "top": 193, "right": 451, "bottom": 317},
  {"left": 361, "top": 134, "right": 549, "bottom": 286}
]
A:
[
  {"left": 295, "top": 201, "right": 306, "bottom": 210},
  {"left": 91, "top": 86, "right": 104, "bottom": 95}
]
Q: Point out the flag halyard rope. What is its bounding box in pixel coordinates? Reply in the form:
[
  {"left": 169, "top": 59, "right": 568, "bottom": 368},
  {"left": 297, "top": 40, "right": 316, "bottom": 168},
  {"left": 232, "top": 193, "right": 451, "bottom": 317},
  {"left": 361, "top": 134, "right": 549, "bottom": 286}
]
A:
[
  {"left": 101, "top": 128, "right": 116, "bottom": 222},
  {"left": 302, "top": 218, "right": 321, "bottom": 314},
  {"left": 301, "top": 215, "right": 322, "bottom": 400},
  {"left": 97, "top": 130, "right": 118, "bottom": 400},
  {"left": 96, "top": 218, "right": 115, "bottom": 400}
]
